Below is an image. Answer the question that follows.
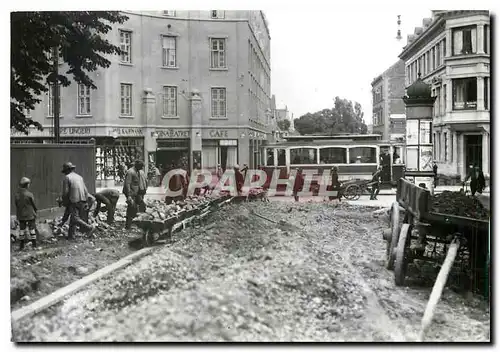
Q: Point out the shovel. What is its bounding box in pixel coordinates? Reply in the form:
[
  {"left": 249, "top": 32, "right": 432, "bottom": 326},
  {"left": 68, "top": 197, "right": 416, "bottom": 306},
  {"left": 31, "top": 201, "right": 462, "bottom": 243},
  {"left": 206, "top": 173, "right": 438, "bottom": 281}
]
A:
[{"left": 248, "top": 209, "right": 300, "bottom": 231}]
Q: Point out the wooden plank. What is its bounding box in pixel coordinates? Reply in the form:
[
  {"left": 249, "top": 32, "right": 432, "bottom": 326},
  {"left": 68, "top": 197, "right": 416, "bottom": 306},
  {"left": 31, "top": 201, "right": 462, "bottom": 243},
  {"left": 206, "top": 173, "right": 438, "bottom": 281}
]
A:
[{"left": 11, "top": 247, "right": 155, "bottom": 323}]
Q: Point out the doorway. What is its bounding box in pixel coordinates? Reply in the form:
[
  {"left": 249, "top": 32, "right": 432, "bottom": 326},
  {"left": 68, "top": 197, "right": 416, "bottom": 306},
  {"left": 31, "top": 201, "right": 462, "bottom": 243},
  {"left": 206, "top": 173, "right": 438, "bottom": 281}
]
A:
[
  {"left": 465, "top": 134, "right": 482, "bottom": 171},
  {"left": 379, "top": 146, "right": 391, "bottom": 183}
]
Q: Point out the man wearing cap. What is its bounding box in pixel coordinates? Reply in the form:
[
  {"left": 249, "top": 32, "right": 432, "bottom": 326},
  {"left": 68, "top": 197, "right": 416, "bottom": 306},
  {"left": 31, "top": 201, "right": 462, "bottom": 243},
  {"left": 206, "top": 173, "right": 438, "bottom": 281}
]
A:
[
  {"left": 61, "top": 162, "right": 96, "bottom": 239},
  {"left": 123, "top": 160, "right": 148, "bottom": 229},
  {"left": 15, "top": 177, "right": 38, "bottom": 249}
]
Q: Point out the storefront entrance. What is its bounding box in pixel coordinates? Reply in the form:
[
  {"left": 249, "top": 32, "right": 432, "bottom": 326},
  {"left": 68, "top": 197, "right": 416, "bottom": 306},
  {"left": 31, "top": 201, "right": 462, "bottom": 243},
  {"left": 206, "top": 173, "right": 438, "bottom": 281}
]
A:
[
  {"left": 156, "top": 139, "right": 190, "bottom": 178},
  {"left": 465, "top": 134, "right": 483, "bottom": 171}
]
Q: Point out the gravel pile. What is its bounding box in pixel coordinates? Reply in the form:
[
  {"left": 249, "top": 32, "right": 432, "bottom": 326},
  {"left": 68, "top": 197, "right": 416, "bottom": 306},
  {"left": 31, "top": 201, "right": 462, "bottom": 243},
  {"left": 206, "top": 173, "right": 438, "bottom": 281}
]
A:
[{"left": 12, "top": 202, "right": 490, "bottom": 342}]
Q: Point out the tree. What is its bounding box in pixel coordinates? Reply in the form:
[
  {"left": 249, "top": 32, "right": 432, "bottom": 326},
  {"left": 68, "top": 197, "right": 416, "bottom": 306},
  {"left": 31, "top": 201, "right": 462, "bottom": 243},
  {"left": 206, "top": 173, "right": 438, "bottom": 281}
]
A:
[
  {"left": 277, "top": 119, "right": 291, "bottom": 131},
  {"left": 294, "top": 96, "right": 368, "bottom": 135},
  {"left": 11, "top": 11, "right": 129, "bottom": 134}
]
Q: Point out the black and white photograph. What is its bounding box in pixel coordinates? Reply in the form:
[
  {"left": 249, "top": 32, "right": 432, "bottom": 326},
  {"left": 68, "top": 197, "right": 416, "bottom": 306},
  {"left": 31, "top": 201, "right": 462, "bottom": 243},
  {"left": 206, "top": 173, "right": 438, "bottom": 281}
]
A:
[{"left": 7, "top": 3, "right": 492, "bottom": 344}]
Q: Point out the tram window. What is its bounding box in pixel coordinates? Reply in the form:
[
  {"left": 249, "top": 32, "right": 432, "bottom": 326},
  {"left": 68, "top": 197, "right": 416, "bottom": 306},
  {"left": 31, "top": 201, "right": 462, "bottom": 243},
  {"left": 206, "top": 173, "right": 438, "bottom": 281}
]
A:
[
  {"left": 290, "top": 148, "right": 317, "bottom": 165},
  {"left": 266, "top": 149, "right": 274, "bottom": 166},
  {"left": 277, "top": 149, "right": 286, "bottom": 166},
  {"left": 393, "top": 147, "right": 404, "bottom": 164},
  {"left": 319, "top": 147, "right": 347, "bottom": 164},
  {"left": 349, "top": 147, "right": 377, "bottom": 164}
]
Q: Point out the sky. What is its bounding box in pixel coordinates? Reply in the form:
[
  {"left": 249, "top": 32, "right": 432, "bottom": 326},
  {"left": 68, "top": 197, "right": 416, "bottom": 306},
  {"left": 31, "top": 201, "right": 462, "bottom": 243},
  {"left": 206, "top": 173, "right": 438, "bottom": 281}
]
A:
[{"left": 266, "top": 8, "right": 434, "bottom": 124}]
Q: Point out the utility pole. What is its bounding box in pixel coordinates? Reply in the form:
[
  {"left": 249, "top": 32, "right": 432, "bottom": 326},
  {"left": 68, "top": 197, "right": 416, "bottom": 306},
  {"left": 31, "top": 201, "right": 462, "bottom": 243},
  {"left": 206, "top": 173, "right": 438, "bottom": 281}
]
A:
[{"left": 52, "top": 46, "right": 60, "bottom": 143}]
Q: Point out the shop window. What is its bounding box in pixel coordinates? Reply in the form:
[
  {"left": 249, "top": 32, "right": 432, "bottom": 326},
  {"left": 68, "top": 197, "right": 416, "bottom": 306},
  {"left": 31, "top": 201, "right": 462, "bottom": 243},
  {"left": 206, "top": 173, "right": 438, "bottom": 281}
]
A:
[
  {"left": 319, "top": 147, "right": 347, "bottom": 164},
  {"left": 290, "top": 148, "right": 317, "bottom": 165},
  {"left": 266, "top": 149, "right": 274, "bottom": 166},
  {"left": 452, "top": 26, "right": 476, "bottom": 55},
  {"left": 452, "top": 78, "right": 477, "bottom": 110},
  {"left": 349, "top": 147, "right": 376, "bottom": 164}
]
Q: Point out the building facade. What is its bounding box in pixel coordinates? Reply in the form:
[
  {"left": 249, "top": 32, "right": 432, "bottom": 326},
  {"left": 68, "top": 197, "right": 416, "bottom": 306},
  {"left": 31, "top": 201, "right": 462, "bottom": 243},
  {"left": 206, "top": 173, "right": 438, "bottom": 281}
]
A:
[
  {"left": 399, "top": 10, "right": 490, "bottom": 179},
  {"left": 11, "top": 10, "right": 273, "bottom": 183},
  {"left": 371, "top": 60, "right": 406, "bottom": 142}
]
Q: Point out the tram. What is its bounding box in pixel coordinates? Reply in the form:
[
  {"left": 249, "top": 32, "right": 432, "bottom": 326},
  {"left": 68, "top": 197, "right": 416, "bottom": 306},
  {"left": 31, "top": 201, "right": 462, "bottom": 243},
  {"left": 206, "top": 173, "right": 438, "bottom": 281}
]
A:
[{"left": 261, "top": 134, "right": 405, "bottom": 191}]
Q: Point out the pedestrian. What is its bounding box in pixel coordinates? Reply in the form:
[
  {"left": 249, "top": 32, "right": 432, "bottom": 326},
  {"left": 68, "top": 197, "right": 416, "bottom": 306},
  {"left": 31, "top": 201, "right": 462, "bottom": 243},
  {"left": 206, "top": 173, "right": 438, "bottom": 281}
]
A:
[
  {"left": 61, "top": 162, "right": 96, "bottom": 239},
  {"left": 123, "top": 160, "right": 148, "bottom": 229},
  {"left": 293, "top": 168, "right": 304, "bottom": 202},
  {"left": 15, "top": 177, "right": 38, "bottom": 249},
  {"left": 93, "top": 188, "right": 120, "bottom": 225},
  {"left": 370, "top": 166, "right": 383, "bottom": 200},
  {"left": 329, "top": 166, "right": 342, "bottom": 201},
  {"left": 464, "top": 164, "right": 486, "bottom": 197},
  {"left": 155, "top": 164, "right": 162, "bottom": 187},
  {"left": 234, "top": 165, "right": 244, "bottom": 195},
  {"left": 433, "top": 161, "right": 438, "bottom": 187}
]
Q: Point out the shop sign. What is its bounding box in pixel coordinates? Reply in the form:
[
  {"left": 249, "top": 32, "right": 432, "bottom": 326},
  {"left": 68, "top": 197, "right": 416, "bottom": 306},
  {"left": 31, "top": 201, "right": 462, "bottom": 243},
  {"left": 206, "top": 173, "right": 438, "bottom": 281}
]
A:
[
  {"left": 248, "top": 131, "right": 267, "bottom": 140},
  {"left": 110, "top": 127, "right": 144, "bottom": 137},
  {"left": 59, "top": 127, "right": 93, "bottom": 136},
  {"left": 209, "top": 129, "right": 230, "bottom": 138},
  {"left": 156, "top": 129, "right": 190, "bottom": 139}
]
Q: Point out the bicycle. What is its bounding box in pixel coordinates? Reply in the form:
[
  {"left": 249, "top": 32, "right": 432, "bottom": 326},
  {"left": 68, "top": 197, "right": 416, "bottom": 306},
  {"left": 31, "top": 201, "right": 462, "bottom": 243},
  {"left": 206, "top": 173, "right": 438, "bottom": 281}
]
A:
[{"left": 343, "top": 180, "right": 379, "bottom": 200}]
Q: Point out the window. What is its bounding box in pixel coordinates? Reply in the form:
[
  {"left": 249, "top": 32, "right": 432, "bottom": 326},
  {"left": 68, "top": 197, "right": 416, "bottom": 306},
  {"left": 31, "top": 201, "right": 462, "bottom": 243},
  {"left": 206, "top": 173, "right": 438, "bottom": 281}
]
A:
[
  {"left": 211, "top": 10, "right": 225, "bottom": 19},
  {"left": 436, "top": 43, "right": 441, "bottom": 66},
  {"left": 484, "top": 25, "right": 489, "bottom": 54},
  {"left": 162, "top": 86, "right": 177, "bottom": 117},
  {"left": 77, "top": 84, "right": 91, "bottom": 115},
  {"left": 349, "top": 147, "right": 376, "bottom": 164},
  {"left": 319, "top": 147, "right": 347, "bottom": 164},
  {"left": 484, "top": 77, "right": 489, "bottom": 110},
  {"left": 120, "top": 83, "right": 132, "bottom": 116},
  {"left": 444, "top": 132, "right": 448, "bottom": 162},
  {"left": 453, "top": 26, "right": 476, "bottom": 55},
  {"left": 442, "top": 38, "right": 446, "bottom": 63},
  {"left": 427, "top": 51, "right": 431, "bottom": 73},
  {"left": 435, "top": 87, "right": 441, "bottom": 116},
  {"left": 443, "top": 84, "right": 447, "bottom": 112},
  {"left": 119, "top": 30, "right": 132, "bottom": 63},
  {"left": 211, "top": 88, "right": 226, "bottom": 118},
  {"left": 162, "top": 36, "right": 176, "bottom": 67},
  {"left": 430, "top": 48, "right": 435, "bottom": 71},
  {"left": 47, "top": 84, "right": 62, "bottom": 117},
  {"left": 453, "top": 78, "right": 477, "bottom": 110},
  {"left": 290, "top": 148, "right": 317, "bottom": 165},
  {"left": 210, "top": 38, "right": 226, "bottom": 68},
  {"left": 163, "top": 11, "right": 176, "bottom": 16}
]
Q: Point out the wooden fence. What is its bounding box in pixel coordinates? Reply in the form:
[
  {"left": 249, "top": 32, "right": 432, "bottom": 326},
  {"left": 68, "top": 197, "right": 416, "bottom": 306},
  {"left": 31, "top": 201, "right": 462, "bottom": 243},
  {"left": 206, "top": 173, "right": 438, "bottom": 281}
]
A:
[{"left": 11, "top": 143, "right": 96, "bottom": 214}]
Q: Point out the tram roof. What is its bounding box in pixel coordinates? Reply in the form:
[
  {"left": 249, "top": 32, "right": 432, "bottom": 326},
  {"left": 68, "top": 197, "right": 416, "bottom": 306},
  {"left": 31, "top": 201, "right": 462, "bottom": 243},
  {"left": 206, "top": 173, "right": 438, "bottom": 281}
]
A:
[
  {"left": 283, "top": 134, "right": 382, "bottom": 141},
  {"left": 266, "top": 139, "right": 396, "bottom": 147}
]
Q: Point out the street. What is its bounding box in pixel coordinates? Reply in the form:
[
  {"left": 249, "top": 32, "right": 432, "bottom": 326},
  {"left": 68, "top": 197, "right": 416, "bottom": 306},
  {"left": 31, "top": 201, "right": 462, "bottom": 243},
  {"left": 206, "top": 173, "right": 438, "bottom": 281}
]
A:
[{"left": 11, "top": 201, "right": 489, "bottom": 342}]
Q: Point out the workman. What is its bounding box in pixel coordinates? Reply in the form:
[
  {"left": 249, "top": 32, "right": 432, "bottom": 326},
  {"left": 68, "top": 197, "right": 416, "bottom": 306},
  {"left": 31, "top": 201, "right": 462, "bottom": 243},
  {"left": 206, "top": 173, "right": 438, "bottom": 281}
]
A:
[
  {"left": 93, "top": 188, "right": 120, "bottom": 225},
  {"left": 329, "top": 166, "right": 342, "bottom": 201},
  {"left": 234, "top": 165, "right": 244, "bottom": 194},
  {"left": 292, "top": 168, "right": 304, "bottom": 202},
  {"left": 61, "top": 162, "right": 96, "bottom": 239},
  {"left": 370, "top": 166, "right": 383, "bottom": 200},
  {"left": 123, "top": 160, "right": 148, "bottom": 229},
  {"left": 15, "top": 177, "right": 38, "bottom": 249}
]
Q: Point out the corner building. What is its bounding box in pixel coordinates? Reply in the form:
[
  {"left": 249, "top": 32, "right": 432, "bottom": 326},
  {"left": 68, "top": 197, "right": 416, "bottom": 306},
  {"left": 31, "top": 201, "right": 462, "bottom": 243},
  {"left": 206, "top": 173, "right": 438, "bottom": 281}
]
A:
[
  {"left": 11, "top": 11, "right": 273, "bottom": 184},
  {"left": 399, "top": 10, "right": 490, "bottom": 180}
]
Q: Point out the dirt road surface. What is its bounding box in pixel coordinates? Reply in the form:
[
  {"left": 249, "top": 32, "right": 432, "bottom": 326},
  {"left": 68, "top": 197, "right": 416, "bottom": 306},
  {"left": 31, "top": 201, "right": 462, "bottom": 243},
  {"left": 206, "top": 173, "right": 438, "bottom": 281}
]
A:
[{"left": 11, "top": 202, "right": 490, "bottom": 342}]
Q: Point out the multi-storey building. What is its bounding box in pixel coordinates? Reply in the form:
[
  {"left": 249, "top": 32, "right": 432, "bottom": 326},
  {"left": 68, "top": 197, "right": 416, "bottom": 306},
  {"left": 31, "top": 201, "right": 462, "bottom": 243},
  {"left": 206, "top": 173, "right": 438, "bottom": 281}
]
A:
[
  {"left": 11, "top": 10, "right": 272, "bottom": 183},
  {"left": 399, "top": 10, "right": 490, "bottom": 179},
  {"left": 371, "top": 60, "right": 406, "bottom": 142}
]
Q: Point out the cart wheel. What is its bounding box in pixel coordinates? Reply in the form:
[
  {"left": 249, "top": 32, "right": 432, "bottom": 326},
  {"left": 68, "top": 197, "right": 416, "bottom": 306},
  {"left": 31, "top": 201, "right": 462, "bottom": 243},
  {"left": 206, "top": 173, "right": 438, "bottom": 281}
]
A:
[
  {"left": 395, "top": 223, "right": 411, "bottom": 286},
  {"left": 386, "top": 202, "right": 400, "bottom": 270},
  {"left": 143, "top": 230, "right": 155, "bottom": 247},
  {"left": 344, "top": 184, "right": 359, "bottom": 200}
]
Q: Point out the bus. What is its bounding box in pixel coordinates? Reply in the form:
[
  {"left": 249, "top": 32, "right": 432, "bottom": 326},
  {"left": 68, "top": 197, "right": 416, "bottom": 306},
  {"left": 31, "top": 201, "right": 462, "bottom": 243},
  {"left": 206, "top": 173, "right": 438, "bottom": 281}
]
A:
[{"left": 261, "top": 134, "right": 405, "bottom": 191}]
